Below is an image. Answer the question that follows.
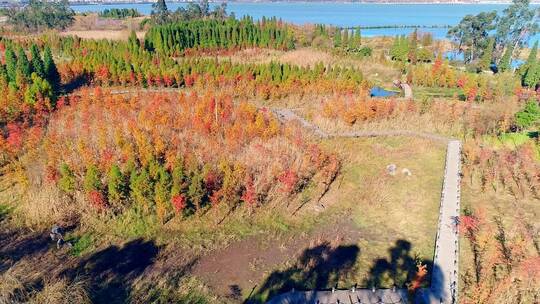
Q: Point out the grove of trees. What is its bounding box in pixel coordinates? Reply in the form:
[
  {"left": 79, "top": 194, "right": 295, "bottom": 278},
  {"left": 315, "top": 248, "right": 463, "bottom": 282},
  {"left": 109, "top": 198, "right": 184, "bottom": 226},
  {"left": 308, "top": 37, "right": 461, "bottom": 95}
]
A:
[
  {"left": 31, "top": 90, "right": 340, "bottom": 222},
  {"left": 0, "top": 39, "right": 61, "bottom": 124},
  {"left": 144, "top": 16, "right": 295, "bottom": 54},
  {"left": 6, "top": 0, "right": 75, "bottom": 31},
  {"left": 447, "top": 0, "right": 539, "bottom": 67},
  {"left": 99, "top": 8, "right": 141, "bottom": 19}
]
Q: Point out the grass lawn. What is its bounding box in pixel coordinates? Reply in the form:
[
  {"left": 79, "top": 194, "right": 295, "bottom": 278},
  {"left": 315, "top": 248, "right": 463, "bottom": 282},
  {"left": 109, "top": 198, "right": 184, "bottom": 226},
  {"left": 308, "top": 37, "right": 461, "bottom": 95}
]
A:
[{"left": 318, "top": 136, "right": 445, "bottom": 287}]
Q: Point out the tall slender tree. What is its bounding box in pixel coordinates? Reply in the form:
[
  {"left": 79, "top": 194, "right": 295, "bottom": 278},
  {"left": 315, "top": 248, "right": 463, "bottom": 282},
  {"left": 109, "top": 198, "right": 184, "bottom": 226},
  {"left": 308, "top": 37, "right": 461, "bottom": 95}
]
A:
[
  {"left": 4, "top": 47, "right": 17, "bottom": 84},
  {"left": 498, "top": 44, "right": 514, "bottom": 72},
  {"left": 30, "top": 44, "right": 45, "bottom": 79},
  {"left": 16, "top": 47, "right": 32, "bottom": 80},
  {"left": 43, "top": 46, "right": 61, "bottom": 97},
  {"left": 151, "top": 0, "right": 169, "bottom": 24},
  {"left": 479, "top": 37, "right": 495, "bottom": 71}
]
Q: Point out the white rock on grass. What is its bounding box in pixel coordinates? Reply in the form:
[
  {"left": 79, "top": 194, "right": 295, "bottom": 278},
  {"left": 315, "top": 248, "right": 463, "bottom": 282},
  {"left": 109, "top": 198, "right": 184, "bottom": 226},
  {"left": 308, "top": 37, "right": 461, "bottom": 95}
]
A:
[
  {"left": 386, "top": 164, "right": 397, "bottom": 176},
  {"left": 402, "top": 168, "right": 412, "bottom": 176}
]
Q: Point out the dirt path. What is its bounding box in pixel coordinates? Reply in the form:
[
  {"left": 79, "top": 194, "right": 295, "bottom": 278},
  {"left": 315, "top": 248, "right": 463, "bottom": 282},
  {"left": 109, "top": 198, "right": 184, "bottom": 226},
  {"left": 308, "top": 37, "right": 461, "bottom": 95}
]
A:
[{"left": 193, "top": 218, "right": 366, "bottom": 299}]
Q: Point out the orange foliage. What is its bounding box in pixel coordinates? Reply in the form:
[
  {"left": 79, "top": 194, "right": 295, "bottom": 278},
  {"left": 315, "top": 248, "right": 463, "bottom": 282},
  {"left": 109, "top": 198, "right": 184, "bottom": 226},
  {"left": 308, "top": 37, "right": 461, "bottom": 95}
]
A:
[{"left": 41, "top": 89, "right": 339, "bottom": 213}]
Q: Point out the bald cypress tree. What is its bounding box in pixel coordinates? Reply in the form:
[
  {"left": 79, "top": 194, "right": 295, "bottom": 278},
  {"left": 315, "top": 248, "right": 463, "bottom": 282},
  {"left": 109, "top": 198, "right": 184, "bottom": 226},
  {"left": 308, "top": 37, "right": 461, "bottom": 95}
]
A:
[
  {"left": 43, "top": 46, "right": 61, "bottom": 97},
  {"left": 16, "top": 47, "right": 31, "bottom": 79},
  {"left": 30, "top": 44, "right": 45, "bottom": 79},
  {"left": 479, "top": 37, "right": 495, "bottom": 71},
  {"left": 498, "top": 45, "right": 514, "bottom": 72},
  {"left": 4, "top": 46, "right": 17, "bottom": 84}
]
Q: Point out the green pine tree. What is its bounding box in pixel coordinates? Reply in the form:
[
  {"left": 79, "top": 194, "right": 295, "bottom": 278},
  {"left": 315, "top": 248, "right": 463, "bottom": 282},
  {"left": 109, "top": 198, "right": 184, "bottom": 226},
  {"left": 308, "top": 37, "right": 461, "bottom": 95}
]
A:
[
  {"left": 16, "top": 47, "right": 32, "bottom": 79},
  {"left": 333, "top": 28, "right": 342, "bottom": 48},
  {"left": 342, "top": 29, "right": 349, "bottom": 48},
  {"left": 171, "top": 160, "right": 187, "bottom": 197},
  {"left": 4, "top": 47, "right": 17, "bottom": 84},
  {"left": 128, "top": 30, "right": 140, "bottom": 53},
  {"left": 524, "top": 61, "right": 540, "bottom": 88},
  {"left": 43, "top": 46, "right": 61, "bottom": 96},
  {"left": 151, "top": 0, "right": 169, "bottom": 24},
  {"left": 107, "top": 164, "right": 127, "bottom": 206},
  {"left": 84, "top": 164, "right": 102, "bottom": 192},
  {"left": 30, "top": 44, "right": 45, "bottom": 79},
  {"left": 515, "top": 100, "right": 540, "bottom": 129},
  {"left": 519, "top": 41, "right": 538, "bottom": 82},
  {"left": 525, "top": 41, "right": 538, "bottom": 69},
  {"left": 188, "top": 169, "right": 205, "bottom": 212},
  {"left": 154, "top": 166, "right": 172, "bottom": 221},
  {"left": 498, "top": 45, "right": 514, "bottom": 72},
  {"left": 58, "top": 164, "right": 76, "bottom": 194},
  {"left": 408, "top": 29, "right": 418, "bottom": 64},
  {"left": 354, "top": 27, "right": 362, "bottom": 48},
  {"left": 24, "top": 74, "right": 53, "bottom": 105},
  {"left": 479, "top": 37, "right": 495, "bottom": 71},
  {"left": 131, "top": 168, "right": 154, "bottom": 210}
]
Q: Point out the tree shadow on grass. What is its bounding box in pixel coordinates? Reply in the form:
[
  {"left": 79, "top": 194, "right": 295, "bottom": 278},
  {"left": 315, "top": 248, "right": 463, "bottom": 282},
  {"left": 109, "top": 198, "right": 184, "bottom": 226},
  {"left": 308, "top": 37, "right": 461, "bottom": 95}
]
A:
[
  {"left": 0, "top": 230, "right": 50, "bottom": 274},
  {"left": 364, "top": 239, "right": 430, "bottom": 289},
  {"left": 259, "top": 239, "right": 443, "bottom": 304},
  {"left": 60, "top": 238, "right": 160, "bottom": 304},
  {"left": 62, "top": 74, "right": 91, "bottom": 94},
  {"left": 247, "top": 241, "right": 360, "bottom": 303}
]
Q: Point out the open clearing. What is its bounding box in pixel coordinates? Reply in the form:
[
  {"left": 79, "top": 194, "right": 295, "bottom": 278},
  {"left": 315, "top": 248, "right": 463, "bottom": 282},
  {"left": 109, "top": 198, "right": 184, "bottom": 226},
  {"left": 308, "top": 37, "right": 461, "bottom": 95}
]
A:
[
  {"left": 0, "top": 136, "right": 445, "bottom": 303},
  {"left": 60, "top": 30, "right": 146, "bottom": 40},
  {"left": 192, "top": 136, "right": 446, "bottom": 302}
]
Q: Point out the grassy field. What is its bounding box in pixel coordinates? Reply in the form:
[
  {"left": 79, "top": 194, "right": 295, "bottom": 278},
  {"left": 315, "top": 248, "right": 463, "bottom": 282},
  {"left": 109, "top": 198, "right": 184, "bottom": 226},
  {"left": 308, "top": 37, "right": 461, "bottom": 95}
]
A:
[
  {"left": 0, "top": 135, "right": 446, "bottom": 303},
  {"left": 195, "top": 46, "right": 400, "bottom": 85},
  {"left": 318, "top": 137, "right": 445, "bottom": 286},
  {"left": 187, "top": 136, "right": 446, "bottom": 302}
]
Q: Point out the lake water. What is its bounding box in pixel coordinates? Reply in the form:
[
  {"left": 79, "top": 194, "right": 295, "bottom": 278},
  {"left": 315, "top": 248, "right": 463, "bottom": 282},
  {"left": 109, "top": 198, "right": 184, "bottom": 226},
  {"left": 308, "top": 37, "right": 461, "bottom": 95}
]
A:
[{"left": 71, "top": 2, "right": 539, "bottom": 41}]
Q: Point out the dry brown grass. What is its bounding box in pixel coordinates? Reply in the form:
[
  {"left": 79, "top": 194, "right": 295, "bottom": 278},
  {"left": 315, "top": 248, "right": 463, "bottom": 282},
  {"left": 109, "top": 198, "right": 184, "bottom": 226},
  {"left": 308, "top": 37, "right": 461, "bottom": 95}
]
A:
[
  {"left": 14, "top": 185, "right": 83, "bottom": 228},
  {"left": 279, "top": 48, "right": 335, "bottom": 67},
  {"left": 0, "top": 159, "right": 85, "bottom": 229},
  {"left": 0, "top": 260, "right": 88, "bottom": 304},
  {"left": 0, "top": 267, "right": 28, "bottom": 303},
  {"left": 29, "top": 277, "right": 91, "bottom": 304},
  {"left": 299, "top": 97, "right": 462, "bottom": 137},
  {"left": 202, "top": 46, "right": 399, "bottom": 84},
  {"left": 69, "top": 13, "right": 146, "bottom": 31},
  {"left": 60, "top": 30, "right": 145, "bottom": 41}
]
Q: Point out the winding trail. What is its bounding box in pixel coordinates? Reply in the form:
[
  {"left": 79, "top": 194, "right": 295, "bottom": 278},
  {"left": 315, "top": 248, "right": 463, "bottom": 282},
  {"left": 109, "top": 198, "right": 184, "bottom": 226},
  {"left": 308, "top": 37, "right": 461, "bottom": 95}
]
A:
[{"left": 268, "top": 109, "right": 461, "bottom": 304}]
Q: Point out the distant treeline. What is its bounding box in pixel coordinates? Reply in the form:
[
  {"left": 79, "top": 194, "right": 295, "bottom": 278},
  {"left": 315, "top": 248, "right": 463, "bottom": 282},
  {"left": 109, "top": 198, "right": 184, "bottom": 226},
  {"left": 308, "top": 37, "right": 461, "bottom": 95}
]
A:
[
  {"left": 98, "top": 8, "right": 141, "bottom": 19},
  {"left": 145, "top": 16, "right": 295, "bottom": 54},
  {"left": 344, "top": 25, "right": 452, "bottom": 30}
]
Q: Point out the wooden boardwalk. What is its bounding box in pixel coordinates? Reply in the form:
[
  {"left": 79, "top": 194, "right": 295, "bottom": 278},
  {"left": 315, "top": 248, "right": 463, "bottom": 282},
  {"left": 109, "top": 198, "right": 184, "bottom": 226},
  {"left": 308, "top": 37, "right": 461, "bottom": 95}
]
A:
[
  {"left": 420, "top": 140, "right": 461, "bottom": 304},
  {"left": 268, "top": 109, "right": 461, "bottom": 304}
]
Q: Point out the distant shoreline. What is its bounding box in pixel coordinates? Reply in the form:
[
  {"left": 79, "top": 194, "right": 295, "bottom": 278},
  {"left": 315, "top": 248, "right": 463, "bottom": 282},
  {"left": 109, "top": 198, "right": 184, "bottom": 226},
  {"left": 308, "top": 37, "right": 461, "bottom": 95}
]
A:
[{"left": 66, "top": 1, "right": 540, "bottom": 5}]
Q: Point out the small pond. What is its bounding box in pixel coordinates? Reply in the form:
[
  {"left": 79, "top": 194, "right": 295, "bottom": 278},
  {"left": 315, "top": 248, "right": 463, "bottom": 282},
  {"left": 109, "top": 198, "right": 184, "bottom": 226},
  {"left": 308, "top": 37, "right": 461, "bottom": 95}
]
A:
[{"left": 370, "top": 86, "right": 399, "bottom": 98}]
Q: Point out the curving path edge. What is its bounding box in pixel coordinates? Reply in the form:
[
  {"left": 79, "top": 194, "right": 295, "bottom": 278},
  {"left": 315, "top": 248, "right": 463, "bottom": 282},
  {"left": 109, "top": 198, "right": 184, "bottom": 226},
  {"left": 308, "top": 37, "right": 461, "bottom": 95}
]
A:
[{"left": 268, "top": 109, "right": 461, "bottom": 304}]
